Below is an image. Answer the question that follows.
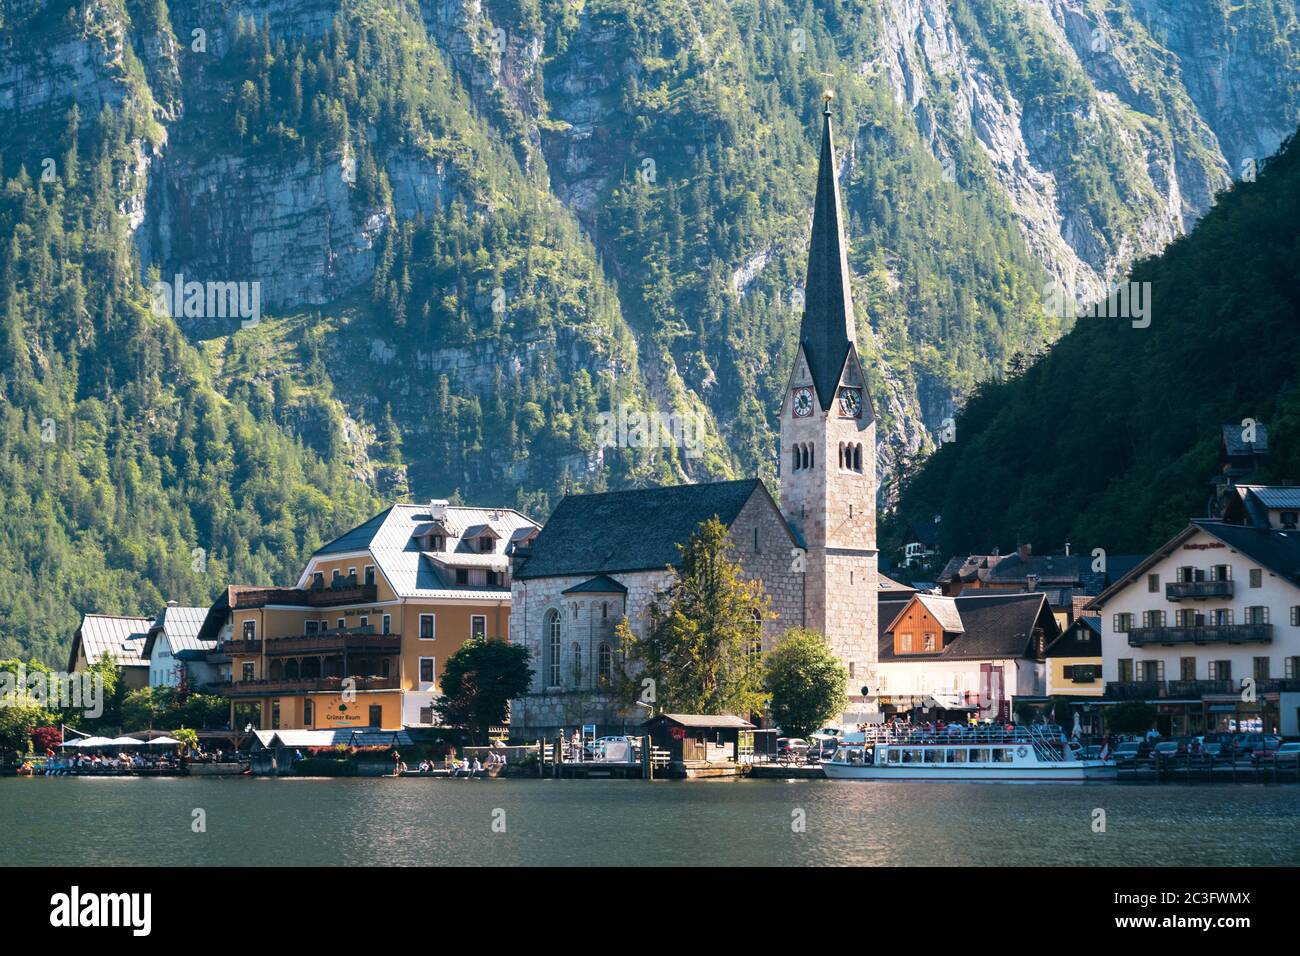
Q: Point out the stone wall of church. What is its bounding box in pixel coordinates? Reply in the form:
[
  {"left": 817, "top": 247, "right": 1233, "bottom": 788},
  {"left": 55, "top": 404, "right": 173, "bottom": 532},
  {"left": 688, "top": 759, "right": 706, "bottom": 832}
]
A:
[
  {"left": 508, "top": 569, "right": 672, "bottom": 738},
  {"left": 728, "top": 489, "right": 807, "bottom": 649}
]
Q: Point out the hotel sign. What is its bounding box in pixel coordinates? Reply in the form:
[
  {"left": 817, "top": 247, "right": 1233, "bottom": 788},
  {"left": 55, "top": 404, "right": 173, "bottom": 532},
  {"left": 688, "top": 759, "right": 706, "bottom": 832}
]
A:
[{"left": 1183, "top": 542, "right": 1225, "bottom": 550}]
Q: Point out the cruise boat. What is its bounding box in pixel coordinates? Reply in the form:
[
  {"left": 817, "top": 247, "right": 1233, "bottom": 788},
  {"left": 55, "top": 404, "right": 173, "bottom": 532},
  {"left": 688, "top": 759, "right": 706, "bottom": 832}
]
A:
[{"left": 823, "top": 724, "right": 1116, "bottom": 783}]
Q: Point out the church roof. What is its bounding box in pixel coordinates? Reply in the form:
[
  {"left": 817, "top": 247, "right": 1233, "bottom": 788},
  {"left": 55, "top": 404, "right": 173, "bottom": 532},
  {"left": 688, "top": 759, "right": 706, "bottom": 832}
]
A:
[
  {"left": 515, "top": 479, "right": 781, "bottom": 580},
  {"left": 562, "top": 575, "right": 629, "bottom": 595},
  {"left": 799, "top": 101, "right": 857, "bottom": 410}
]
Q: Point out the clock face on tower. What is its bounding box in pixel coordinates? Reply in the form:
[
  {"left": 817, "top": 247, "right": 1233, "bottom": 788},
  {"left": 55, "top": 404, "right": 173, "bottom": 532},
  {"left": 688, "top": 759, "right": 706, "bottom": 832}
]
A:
[
  {"left": 838, "top": 386, "right": 863, "bottom": 419},
  {"left": 792, "top": 386, "right": 814, "bottom": 418}
]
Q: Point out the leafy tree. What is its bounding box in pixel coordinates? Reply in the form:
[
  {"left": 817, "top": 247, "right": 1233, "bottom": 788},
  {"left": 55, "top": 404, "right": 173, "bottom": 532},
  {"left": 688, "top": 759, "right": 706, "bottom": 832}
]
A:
[
  {"left": 1106, "top": 700, "right": 1157, "bottom": 736},
  {"left": 121, "top": 687, "right": 167, "bottom": 732},
  {"left": 0, "top": 694, "right": 53, "bottom": 758},
  {"left": 173, "top": 727, "right": 199, "bottom": 755},
  {"left": 618, "top": 517, "right": 770, "bottom": 716},
  {"left": 31, "top": 726, "right": 62, "bottom": 753},
  {"left": 763, "top": 628, "right": 848, "bottom": 738},
  {"left": 435, "top": 638, "right": 533, "bottom": 744}
]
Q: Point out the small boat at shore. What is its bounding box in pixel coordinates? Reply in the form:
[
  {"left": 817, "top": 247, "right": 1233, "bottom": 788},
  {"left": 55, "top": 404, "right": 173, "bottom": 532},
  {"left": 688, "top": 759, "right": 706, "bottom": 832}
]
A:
[{"left": 823, "top": 724, "right": 1116, "bottom": 783}]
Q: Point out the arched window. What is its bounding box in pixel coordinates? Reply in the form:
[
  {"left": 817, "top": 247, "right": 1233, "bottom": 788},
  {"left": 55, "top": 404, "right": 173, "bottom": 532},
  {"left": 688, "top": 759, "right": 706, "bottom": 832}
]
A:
[
  {"left": 808, "top": 443, "right": 814, "bottom": 469},
  {"left": 853, "top": 443, "right": 863, "bottom": 472},
  {"left": 545, "top": 610, "right": 561, "bottom": 687},
  {"left": 571, "top": 641, "right": 582, "bottom": 686},
  {"left": 598, "top": 642, "right": 613, "bottom": 683},
  {"left": 748, "top": 609, "right": 763, "bottom": 657},
  {"left": 792, "top": 446, "right": 800, "bottom": 471},
  {"left": 838, "top": 442, "right": 844, "bottom": 469}
]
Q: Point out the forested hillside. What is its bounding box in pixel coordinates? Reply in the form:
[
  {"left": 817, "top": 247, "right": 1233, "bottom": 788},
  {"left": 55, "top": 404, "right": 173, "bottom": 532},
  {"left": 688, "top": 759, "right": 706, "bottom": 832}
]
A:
[
  {"left": 887, "top": 131, "right": 1300, "bottom": 558},
  {"left": 0, "top": 0, "right": 1297, "bottom": 662}
]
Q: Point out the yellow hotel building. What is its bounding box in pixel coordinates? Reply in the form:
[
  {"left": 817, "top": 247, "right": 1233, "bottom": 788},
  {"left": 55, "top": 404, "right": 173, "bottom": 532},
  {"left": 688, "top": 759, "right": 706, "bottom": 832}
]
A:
[{"left": 202, "top": 501, "right": 539, "bottom": 731}]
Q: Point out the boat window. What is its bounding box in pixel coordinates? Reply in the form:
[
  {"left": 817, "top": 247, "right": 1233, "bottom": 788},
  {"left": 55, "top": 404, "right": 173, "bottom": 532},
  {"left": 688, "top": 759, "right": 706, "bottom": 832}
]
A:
[
  {"left": 991, "top": 748, "right": 1013, "bottom": 763},
  {"left": 968, "top": 749, "right": 988, "bottom": 763},
  {"left": 924, "top": 748, "right": 942, "bottom": 764},
  {"left": 946, "top": 749, "right": 966, "bottom": 763},
  {"left": 887, "top": 749, "right": 901, "bottom": 764}
]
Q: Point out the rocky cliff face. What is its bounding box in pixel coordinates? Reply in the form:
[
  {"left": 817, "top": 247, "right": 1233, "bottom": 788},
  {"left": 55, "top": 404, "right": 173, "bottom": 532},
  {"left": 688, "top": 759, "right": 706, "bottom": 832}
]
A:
[{"left": 2, "top": 0, "right": 1296, "bottom": 516}]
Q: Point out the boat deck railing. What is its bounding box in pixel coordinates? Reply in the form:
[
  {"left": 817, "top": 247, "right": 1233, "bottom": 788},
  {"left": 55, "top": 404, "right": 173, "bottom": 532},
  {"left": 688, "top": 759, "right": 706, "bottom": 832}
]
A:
[{"left": 861, "top": 724, "right": 1079, "bottom": 760}]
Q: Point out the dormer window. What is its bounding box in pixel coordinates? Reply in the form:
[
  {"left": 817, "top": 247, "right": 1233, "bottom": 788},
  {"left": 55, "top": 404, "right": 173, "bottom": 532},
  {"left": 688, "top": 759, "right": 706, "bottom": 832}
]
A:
[
  {"left": 480, "top": 536, "right": 494, "bottom": 553},
  {"left": 455, "top": 568, "right": 469, "bottom": 586},
  {"left": 430, "top": 534, "right": 445, "bottom": 552}
]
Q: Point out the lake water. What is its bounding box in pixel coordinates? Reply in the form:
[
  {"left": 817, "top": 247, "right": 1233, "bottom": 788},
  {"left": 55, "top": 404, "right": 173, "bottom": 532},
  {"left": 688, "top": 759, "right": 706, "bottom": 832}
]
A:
[{"left": 4, "top": 777, "right": 1298, "bottom": 866}]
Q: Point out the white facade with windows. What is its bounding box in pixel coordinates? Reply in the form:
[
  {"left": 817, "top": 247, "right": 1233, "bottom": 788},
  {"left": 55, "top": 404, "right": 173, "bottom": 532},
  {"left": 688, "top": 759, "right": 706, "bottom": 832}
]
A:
[{"left": 1091, "top": 519, "right": 1300, "bottom": 727}]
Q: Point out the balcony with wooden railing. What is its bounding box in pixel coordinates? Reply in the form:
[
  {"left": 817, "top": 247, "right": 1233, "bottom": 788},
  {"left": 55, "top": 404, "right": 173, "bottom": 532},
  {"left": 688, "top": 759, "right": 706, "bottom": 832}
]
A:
[
  {"left": 1127, "top": 623, "right": 1272, "bottom": 646},
  {"left": 1165, "top": 580, "right": 1234, "bottom": 601},
  {"left": 305, "top": 582, "right": 378, "bottom": 606},
  {"left": 221, "top": 675, "right": 400, "bottom": 697},
  {"left": 261, "top": 629, "right": 401, "bottom": 656}
]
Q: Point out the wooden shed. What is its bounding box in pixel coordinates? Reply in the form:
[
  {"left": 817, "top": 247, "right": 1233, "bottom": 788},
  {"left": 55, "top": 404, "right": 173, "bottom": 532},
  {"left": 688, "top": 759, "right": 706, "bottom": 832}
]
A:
[{"left": 646, "top": 714, "right": 756, "bottom": 764}]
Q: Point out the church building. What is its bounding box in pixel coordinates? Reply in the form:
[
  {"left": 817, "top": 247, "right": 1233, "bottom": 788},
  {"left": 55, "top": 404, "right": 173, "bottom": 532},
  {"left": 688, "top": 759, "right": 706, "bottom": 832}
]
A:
[{"left": 509, "top": 98, "right": 879, "bottom": 737}]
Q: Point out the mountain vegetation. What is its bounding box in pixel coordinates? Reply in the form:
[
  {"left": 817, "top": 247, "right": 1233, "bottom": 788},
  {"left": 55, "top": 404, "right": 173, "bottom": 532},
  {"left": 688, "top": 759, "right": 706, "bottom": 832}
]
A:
[
  {"left": 886, "top": 131, "right": 1300, "bottom": 558},
  {"left": 0, "top": 0, "right": 1296, "bottom": 663}
]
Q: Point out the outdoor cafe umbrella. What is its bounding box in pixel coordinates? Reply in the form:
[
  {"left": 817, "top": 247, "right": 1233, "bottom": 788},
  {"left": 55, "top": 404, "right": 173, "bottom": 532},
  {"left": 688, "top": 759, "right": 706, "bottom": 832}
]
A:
[
  {"left": 106, "top": 736, "right": 145, "bottom": 748},
  {"left": 62, "top": 736, "right": 113, "bottom": 749},
  {"left": 144, "top": 736, "right": 182, "bottom": 747}
]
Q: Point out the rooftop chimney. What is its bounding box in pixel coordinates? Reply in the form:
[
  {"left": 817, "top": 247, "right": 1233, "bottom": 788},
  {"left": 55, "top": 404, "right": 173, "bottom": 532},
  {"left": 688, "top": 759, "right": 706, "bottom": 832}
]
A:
[{"left": 428, "top": 499, "right": 449, "bottom": 521}]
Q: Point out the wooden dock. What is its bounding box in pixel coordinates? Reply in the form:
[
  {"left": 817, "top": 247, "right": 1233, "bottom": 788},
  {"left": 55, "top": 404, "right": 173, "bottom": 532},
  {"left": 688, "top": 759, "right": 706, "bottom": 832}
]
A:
[{"left": 1118, "top": 756, "right": 1300, "bottom": 784}]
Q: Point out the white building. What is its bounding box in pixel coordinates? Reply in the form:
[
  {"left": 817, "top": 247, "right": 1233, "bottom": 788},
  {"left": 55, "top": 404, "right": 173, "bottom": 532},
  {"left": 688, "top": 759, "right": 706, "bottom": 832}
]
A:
[
  {"left": 143, "top": 604, "right": 217, "bottom": 689},
  {"left": 1088, "top": 487, "right": 1300, "bottom": 736},
  {"left": 876, "top": 592, "right": 1058, "bottom": 723}
]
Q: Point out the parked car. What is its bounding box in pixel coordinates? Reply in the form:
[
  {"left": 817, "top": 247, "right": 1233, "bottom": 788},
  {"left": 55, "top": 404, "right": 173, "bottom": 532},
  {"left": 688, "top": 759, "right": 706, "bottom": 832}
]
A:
[
  {"left": 1251, "top": 739, "right": 1295, "bottom": 766},
  {"left": 1113, "top": 740, "right": 1149, "bottom": 764},
  {"left": 1200, "top": 742, "right": 1226, "bottom": 759},
  {"left": 1152, "top": 739, "right": 1187, "bottom": 759},
  {"left": 1230, "top": 733, "right": 1280, "bottom": 756}
]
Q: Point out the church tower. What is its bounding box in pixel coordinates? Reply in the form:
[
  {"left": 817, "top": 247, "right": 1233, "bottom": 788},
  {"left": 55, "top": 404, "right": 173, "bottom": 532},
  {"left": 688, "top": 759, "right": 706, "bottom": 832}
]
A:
[{"left": 780, "top": 94, "right": 878, "bottom": 714}]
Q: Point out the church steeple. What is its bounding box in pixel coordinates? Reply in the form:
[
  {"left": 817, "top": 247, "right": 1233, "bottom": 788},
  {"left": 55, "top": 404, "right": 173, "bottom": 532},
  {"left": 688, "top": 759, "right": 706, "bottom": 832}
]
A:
[{"left": 799, "top": 92, "right": 857, "bottom": 411}]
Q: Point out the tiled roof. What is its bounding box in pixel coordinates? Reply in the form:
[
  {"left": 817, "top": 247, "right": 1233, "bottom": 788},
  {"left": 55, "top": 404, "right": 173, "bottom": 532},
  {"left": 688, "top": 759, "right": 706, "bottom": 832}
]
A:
[
  {"left": 515, "top": 479, "right": 786, "bottom": 580},
  {"left": 1248, "top": 486, "right": 1300, "bottom": 509},
  {"left": 1090, "top": 520, "right": 1300, "bottom": 610},
  {"left": 877, "top": 571, "right": 914, "bottom": 592},
  {"left": 252, "top": 728, "right": 413, "bottom": 749},
  {"left": 71, "top": 614, "right": 151, "bottom": 672},
  {"left": 1045, "top": 616, "right": 1102, "bottom": 658},
  {"left": 656, "top": 714, "right": 755, "bottom": 729},
  {"left": 143, "top": 605, "right": 212, "bottom": 657},
  {"left": 915, "top": 594, "right": 964, "bottom": 633},
  {"left": 562, "top": 575, "right": 629, "bottom": 595},
  {"left": 307, "top": 503, "right": 539, "bottom": 598},
  {"left": 1222, "top": 423, "right": 1268, "bottom": 456},
  {"left": 880, "top": 593, "right": 1054, "bottom": 662}
]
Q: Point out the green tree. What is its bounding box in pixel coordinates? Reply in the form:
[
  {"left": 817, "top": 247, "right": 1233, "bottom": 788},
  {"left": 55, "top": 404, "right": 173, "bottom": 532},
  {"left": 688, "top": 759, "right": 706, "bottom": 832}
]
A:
[
  {"left": 121, "top": 686, "right": 168, "bottom": 731},
  {"left": 1106, "top": 700, "right": 1157, "bottom": 735},
  {"left": 173, "top": 727, "right": 199, "bottom": 755},
  {"left": 435, "top": 638, "right": 533, "bottom": 744},
  {"left": 0, "top": 694, "right": 53, "bottom": 759},
  {"left": 618, "top": 517, "right": 770, "bottom": 716},
  {"left": 763, "top": 628, "right": 848, "bottom": 738}
]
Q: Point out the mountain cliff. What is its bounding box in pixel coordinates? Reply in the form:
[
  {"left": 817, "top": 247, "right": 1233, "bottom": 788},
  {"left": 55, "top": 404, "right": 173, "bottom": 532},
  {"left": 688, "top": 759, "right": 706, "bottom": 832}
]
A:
[{"left": 0, "top": 0, "right": 1296, "bottom": 661}]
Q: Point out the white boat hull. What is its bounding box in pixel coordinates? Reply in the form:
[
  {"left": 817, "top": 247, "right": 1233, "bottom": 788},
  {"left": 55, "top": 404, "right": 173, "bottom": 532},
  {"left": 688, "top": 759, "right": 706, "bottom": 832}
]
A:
[{"left": 822, "top": 760, "right": 1117, "bottom": 783}]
